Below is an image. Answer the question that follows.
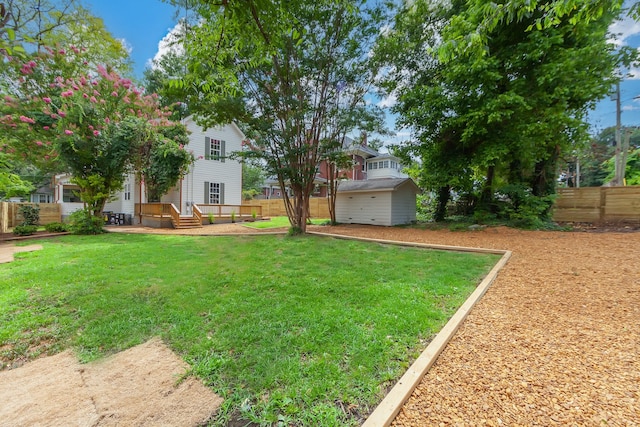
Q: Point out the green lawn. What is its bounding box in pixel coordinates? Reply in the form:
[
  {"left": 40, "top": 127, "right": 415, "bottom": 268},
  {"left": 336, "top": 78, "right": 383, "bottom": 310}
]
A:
[
  {"left": 243, "top": 216, "right": 329, "bottom": 229},
  {"left": 0, "top": 233, "right": 499, "bottom": 426}
]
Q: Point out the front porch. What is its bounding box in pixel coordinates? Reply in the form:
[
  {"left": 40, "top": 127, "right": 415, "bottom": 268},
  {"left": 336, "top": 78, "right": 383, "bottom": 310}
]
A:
[{"left": 134, "top": 203, "right": 263, "bottom": 229}]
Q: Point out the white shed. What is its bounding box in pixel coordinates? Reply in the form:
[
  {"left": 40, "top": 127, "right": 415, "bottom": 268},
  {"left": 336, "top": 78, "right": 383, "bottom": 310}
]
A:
[{"left": 335, "top": 178, "right": 420, "bottom": 226}]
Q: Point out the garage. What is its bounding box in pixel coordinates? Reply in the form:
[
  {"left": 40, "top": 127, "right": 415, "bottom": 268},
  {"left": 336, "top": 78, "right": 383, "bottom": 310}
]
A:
[{"left": 335, "top": 178, "right": 420, "bottom": 226}]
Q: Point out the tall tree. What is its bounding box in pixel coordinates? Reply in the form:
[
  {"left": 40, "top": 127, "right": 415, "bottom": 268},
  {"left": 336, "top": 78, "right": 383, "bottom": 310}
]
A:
[
  {"left": 376, "top": 0, "right": 632, "bottom": 221},
  {"left": 170, "top": 0, "right": 386, "bottom": 233}
]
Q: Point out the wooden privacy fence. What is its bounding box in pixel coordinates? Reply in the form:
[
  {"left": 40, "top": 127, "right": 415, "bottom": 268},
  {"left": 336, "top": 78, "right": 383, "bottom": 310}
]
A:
[
  {"left": 0, "top": 202, "right": 62, "bottom": 232},
  {"left": 553, "top": 186, "right": 640, "bottom": 223},
  {"left": 244, "top": 198, "right": 330, "bottom": 219}
]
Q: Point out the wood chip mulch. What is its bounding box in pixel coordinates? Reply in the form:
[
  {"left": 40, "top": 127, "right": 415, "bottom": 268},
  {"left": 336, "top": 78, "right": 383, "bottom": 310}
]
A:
[{"left": 308, "top": 225, "right": 640, "bottom": 427}]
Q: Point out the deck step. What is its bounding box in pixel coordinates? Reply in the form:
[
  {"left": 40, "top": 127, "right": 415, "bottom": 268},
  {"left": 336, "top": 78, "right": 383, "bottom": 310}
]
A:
[{"left": 172, "top": 216, "right": 203, "bottom": 229}]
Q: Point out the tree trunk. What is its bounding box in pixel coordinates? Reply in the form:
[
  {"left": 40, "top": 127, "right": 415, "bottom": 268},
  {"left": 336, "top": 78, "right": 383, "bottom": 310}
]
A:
[
  {"left": 479, "top": 165, "right": 495, "bottom": 212},
  {"left": 434, "top": 185, "right": 450, "bottom": 222}
]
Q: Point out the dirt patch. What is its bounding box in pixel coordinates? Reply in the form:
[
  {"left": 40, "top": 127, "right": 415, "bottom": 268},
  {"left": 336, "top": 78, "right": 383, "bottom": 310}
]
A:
[
  {"left": 0, "top": 337, "right": 222, "bottom": 426},
  {"left": 309, "top": 225, "right": 640, "bottom": 426}
]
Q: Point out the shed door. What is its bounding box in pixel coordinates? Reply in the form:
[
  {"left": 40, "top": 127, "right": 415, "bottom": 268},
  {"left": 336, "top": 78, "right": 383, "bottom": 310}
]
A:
[{"left": 336, "top": 192, "right": 391, "bottom": 225}]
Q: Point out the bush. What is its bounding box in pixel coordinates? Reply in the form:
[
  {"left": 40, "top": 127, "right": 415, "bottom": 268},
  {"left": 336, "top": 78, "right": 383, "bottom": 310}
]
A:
[
  {"left": 13, "top": 225, "right": 39, "bottom": 236},
  {"left": 44, "top": 222, "right": 70, "bottom": 233},
  {"left": 68, "top": 209, "right": 105, "bottom": 235},
  {"left": 18, "top": 205, "right": 40, "bottom": 226}
]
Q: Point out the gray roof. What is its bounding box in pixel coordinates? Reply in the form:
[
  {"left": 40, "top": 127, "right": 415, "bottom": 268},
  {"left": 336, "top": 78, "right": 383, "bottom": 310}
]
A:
[{"left": 337, "top": 178, "right": 420, "bottom": 193}]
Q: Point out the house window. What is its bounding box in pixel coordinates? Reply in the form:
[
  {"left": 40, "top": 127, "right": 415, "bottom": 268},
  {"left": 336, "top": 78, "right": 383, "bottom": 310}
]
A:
[
  {"left": 124, "top": 183, "right": 131, "bottom": 201},
  {"left": 63, "top": 187, "right": 81, "bottom": 202},
  {"left": 37, "top": 194, "right": 50, "bottom": 203},
  {"left": 383, "top": 160, "right": 389, "bottom": 168},
  {"left": 205, "top": 137, "right": 226, "bottom": 162},
  {"left": 379, "top": 161, "right": 384, "bottom": 169},
  {"left": 204, "top": 181, "right": 225, "bottom": 204},
  {"left": 372, "top": 162, "right": 378, "bottom": 169}
]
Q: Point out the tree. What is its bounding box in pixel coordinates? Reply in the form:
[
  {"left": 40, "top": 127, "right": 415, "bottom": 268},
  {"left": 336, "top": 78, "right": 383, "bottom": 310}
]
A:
[
  {"left": 172, "top": 0, "right": 387, "bottom": 233},
  {"left": 241, "top": 162, "right": 264, "bottom": 200},
  {"left": 375, "top": 0, "right": 631, "bottom": 222},
  {"left": 1, "top": 47, "right": 192, "bottom": 219}
]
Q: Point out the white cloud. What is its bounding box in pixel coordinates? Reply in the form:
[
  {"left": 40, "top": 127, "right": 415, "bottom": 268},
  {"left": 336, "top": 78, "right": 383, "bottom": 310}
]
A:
[
  {"left": 608, "top": 14, "right": 640, "bottom": 47},
  {"left": 118, "top": 38, "right": 133, "bottom": 55},
  {"left": 150, "top": 22, "right": 186, "bottom": 68},
  {"left": 377, "top": 92, "right": 397, "bottom": 108}
]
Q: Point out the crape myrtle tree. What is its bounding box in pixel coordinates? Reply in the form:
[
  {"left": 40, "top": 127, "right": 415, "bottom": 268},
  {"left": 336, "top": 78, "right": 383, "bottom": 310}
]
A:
[
  {"left": 375, "top": 0, "right": 633, "bottom": 223},
  {"left": 0, "top": 0, "right": 134, "bottom": 199},
  {"left": 1, "top": 46, "right": 193, "bottom": 220},
  {"left": 169, "top": 0, "right": 387, "bottom": 234}
]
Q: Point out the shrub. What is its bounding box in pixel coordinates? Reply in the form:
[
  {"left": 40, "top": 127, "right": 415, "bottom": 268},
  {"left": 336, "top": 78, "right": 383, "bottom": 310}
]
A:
[
  {"left": 68, "top": 209, "right": 105, "bottom": 235},
  {"left": 231, "top": 210, "right": 236, "bottom": 223},
  {"left": 44, "top": 222, "right": 70, "bottom": 233},
  {"left": 208, "top": 213, "right": 214, "bottom": 224},
  {"left": 18, "top": 204, "right": 40, "bottom": 226},
  {"left": 13, "top": 225, "right": 39, "bottom": 236}
]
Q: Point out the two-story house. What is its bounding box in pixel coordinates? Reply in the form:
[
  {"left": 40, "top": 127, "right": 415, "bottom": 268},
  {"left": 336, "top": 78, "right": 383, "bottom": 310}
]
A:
[{"left": 45, "top": 116, "right": 245, "bottom": 225}]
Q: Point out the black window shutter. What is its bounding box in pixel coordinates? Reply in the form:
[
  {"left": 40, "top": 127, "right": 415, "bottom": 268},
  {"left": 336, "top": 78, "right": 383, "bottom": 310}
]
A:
[
  {"left": 221, "top": 140, "right": 226, "bottom": 163},
  {"left": 205, "top": 137, "right": 210, "bottom": 159},
  {"left": 220, "top": 183, "right": 225, "bottom": 204},
  {"left": 204, "top": 181, "right": 210, "bottom": 204}
]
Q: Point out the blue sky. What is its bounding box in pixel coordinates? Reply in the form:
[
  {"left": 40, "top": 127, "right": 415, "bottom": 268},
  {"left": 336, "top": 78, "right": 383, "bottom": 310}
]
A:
[
  {"left": 87, "top": 1, "right": 640, "bottom": 138},
  {"left": 86, "top": 0, "right": 180, "bottom": 78}
]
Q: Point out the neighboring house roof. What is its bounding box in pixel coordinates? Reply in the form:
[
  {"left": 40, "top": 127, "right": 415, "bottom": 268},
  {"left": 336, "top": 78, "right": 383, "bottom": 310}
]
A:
[{"left": 337, "top": 178, "right": 421, "bottom": 193}]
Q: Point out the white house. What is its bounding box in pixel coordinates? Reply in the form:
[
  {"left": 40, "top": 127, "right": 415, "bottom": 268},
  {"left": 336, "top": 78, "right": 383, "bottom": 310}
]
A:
[{"left": 47, "top": 117, "right": 245, "bottom": 224}]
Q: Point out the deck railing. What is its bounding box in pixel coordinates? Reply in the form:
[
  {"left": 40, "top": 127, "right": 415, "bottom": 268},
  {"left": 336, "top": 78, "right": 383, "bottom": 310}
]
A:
[
  {"left": 135, "top": 203, "right": 173, "bottom": 217},
  {"left": 135, "top": 203, "right": 262, "bottom": 224},
  {"left": 197, "top": 204, "right": 262, "bottom": 219}
]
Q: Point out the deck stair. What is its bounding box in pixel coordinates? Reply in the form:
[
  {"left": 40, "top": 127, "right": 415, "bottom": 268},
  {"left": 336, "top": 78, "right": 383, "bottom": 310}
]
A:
[{"left": 172, "top": 215, "right": 203, "bottom": 229}]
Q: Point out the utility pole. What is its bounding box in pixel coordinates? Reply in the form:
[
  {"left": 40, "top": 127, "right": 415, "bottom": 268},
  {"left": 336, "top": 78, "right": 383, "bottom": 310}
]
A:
[{"left": 614, "top": 82, "right": 622, "bottom": 185}]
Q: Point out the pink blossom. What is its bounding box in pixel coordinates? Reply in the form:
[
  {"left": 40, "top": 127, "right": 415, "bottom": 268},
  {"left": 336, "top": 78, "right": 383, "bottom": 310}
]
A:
[
  {"left": 64, "top": 129, "right": 73, "bottom": 135},
  {"left": 4, "top": 95, "right": 13, "bottom": 102},
  {"left": 43, "top": 126, "right": 50, "bottom": 130},
  {"left": 58, "top": 49, "right": 66, "bottom": 55},
  {"left": 197, "top": 155, "right": 204, "bottom": 160},
  {"left": 19, "top": 115, "right": 35, "bottom": 124},
  {"left": 61, "top": 91, "right": 73, "bottom": 98},
  {"left": 93, "top": 130, "right": 99, "bottom": 136},
  {"left": 36, "top": 141, "right": 43, "bottom": 146},
  {"left": 72, "top": 84, "right": 80, "bottom": 91},
  {"left": 44, "top": 155, "right": 50, "bottom": 160},
  {"left": 58, "top": 111, "right": 67, "bottom": 118},
  {"left": 50, "top": 113, "right": 59, "bottom": 119},
  {"left": 43, "top": 97, "right": 52, "bottom": 103},
  {"left": 111, "top": 91, "right": 118, "bottom": 97},
  {"left": 179, "top": 144, "right": 184, "bottom": 149},
  {"left": 105, "top": 118, "right": 110, "bottom": 124}
]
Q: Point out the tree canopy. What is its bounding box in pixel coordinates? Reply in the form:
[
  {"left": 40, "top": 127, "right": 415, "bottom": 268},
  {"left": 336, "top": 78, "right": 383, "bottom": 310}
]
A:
[
  {"left": 375, "top": 0, "right": 634, "bottom": 224},
  {"left": 170, "top": 0, "right": 387, "bottom": 233}
]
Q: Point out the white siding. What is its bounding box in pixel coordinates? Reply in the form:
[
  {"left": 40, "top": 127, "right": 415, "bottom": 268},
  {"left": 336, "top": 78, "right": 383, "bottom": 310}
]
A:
[
  {"left": 336, "top": 191, "right": 392, "bottom": 226},
  {"left": 104, "top": 173, "right": 137, "bottom": 215},
  {"left": 390, "top": 185, "right": 417, "bottom": 225},
  {"left": 180, "top": 119, "right": 244, "bottom": 213}
]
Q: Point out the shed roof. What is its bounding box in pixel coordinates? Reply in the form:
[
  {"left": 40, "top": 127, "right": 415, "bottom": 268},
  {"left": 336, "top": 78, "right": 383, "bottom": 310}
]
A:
[{"left": 337, "top": 178, "right": 420, "bottom": 193}]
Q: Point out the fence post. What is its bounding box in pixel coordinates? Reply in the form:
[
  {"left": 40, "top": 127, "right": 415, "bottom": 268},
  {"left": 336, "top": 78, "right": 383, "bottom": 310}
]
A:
[
  {"left": 599, "top": 187, "right": 606, "bottom": 223},
  {"left": 0, "top": 202, "right": 7, "bottom": 233}
]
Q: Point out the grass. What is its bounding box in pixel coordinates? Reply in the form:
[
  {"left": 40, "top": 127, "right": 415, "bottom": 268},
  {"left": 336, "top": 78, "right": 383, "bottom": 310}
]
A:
[
  {"left": 244, "top": 216, "right": 329, "bottom": 229},
  {"left": 0, "top": 233, "right": 499, "bottom": 426}
]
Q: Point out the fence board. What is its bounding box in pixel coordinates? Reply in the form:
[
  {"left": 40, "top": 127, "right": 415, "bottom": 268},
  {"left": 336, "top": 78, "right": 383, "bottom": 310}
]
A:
[
  {"left": 2, "top": 202, "right": 62, "bottom": 227},
  {"left": 245, "top": 198, "right": 330, "bottom": 219},
  {"left": 554, "top": 187, "right": 640, "bottom": 223}
]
